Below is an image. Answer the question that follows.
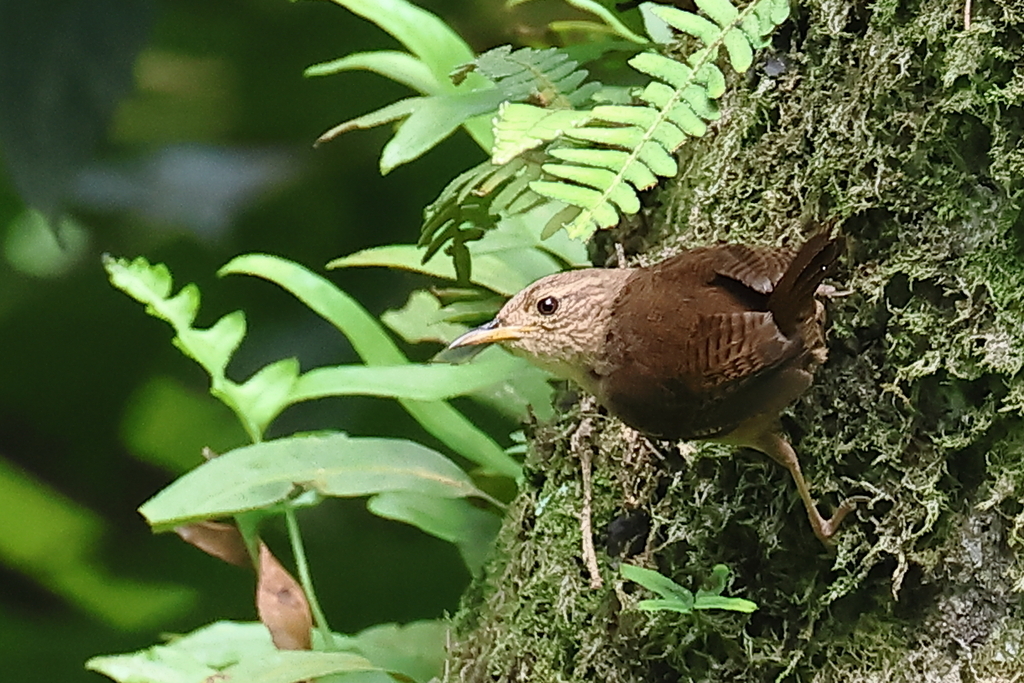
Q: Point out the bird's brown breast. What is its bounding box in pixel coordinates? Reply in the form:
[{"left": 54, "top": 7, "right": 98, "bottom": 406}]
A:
[{"left": 588, "top": 238, "right": 838, "bottom": 441}]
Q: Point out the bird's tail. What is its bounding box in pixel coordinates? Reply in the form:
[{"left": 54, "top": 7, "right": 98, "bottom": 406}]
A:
[{"left": 768, "top": 231, "right": 844, "bottom": 334}]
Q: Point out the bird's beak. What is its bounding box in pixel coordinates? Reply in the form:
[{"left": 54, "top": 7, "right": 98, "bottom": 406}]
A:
[{"left": 433, "top": 319, "right": 535, "bottom": 364}]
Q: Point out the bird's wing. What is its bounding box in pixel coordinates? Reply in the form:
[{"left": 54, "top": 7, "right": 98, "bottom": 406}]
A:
[
  {"left": 708, "top": 244, "right": 795, "bottom": 294},
  {"left": 688, "top": 311, "right": 794, "bottom": 389}
]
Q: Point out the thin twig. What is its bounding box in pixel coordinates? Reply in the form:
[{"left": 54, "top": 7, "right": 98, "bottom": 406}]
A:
[
  {"left": 579, "top": 445, "right": 603, "bottom": 588},
  {"left": 964, "top": 0, "right": 971, "bottom": 29}
]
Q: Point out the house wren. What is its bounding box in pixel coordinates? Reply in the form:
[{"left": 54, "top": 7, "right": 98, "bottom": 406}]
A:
[{"left": 442, "top": 233, "right": 864, "bottom": 543}]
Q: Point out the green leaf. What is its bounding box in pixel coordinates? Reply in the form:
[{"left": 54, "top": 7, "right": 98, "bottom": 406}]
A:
[
  {"left": 304, "top": 50, "right": 440, "bottom": 95},
  {"left": 637, "top": 597, "right": 695, "bottom": 613},
  {"left": 380, "top": 91, "right": 506, "bottom": 174},
  {"left": 105, "top": 255, "right": 290, "bottom": 441},
  {"left": 541, "top": 164, "right": 640, "bottom": 214},
  {"left": 220, "top": 254, "right": 520, "bottom": 479},
  {"left": 694, "top": 0, "right": 740, "bottom": 28},
  {"left": 328, "top": 243, "right": 559, "bottom": 296},
  {"left": 620, "top": 564, "right": 694, "bottom": 602},
  {"left": 693, "top": 595, "right": 759, "bottom": 613},
  {"left": 550, "top": 147, "right": 659, "bottom": 189},
  {"left": 722, "top": 27, "right": 755, "bottom": 72},
  {"left": 88, "top": 620, "right": 446, "bottom": 683},
  {"left": 622, "top": 564, "right": 758, "bottom": 615},
  {"left": 696, "top": 562, "right": 731, "bottom": 597},
  {"left": 565, "top": 124, "right": 645, "bottom": 148},
  {"left": 286, "top": 353, "right": 531, "bottom": 403},
  {"left": 492, "top": 103, "right": 594, "bottom": 164},
  {"left": 381, "top": 289, "right": 468, "bottom": 344},
  {"left": 227, "top": 651, "right": 379, "bottom": 683},
  {"left": 327, "top": 0, "right": 475, "bottom": 84},
  {"left": 638, "top": 140, "right": 678, "bottom": 177},
  {"left": 367, "top": 491, "right": 502, "bottom": 574},
  {"left": 139, "top": 433, "right": 495, "bottom": 530},
  {"left": 650, "top": 5, "right": 719, "bottom": 42},
  {"left": 227, "top": 358, "right": 301, "bottom": 437},
  {"left": 332, "top": 621, "right": 446, "bottom": 683},
  {"left": 315, "top": 97, "right": 421, "bottom": 146},
  {"left": 542, "top": 0, "right": 648, "bottom": 44}
]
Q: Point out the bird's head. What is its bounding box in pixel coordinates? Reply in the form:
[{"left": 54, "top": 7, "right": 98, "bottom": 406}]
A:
[{"left": 438, "top": 267, "right": 632, "bottom": 387}]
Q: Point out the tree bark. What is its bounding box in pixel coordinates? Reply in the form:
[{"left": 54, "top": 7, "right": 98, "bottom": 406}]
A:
[{"left": 447, "top": 0, "right": 1024, "bottom": 680}]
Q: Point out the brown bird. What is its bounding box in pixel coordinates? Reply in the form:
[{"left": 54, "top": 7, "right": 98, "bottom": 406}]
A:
[{"left": 441, "top": 233, "right": 864, "bottom": 543}]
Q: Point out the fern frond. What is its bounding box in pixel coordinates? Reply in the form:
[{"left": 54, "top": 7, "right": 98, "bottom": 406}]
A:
[{"left": 493, "top": 0, "right": 789, "bottom": 239}]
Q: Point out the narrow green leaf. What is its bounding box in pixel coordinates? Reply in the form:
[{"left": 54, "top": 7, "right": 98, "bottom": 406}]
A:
[
  {"left": 220, "top": 255, "right": 520, "bottom": 478},
  {"left": 529, "top": 179, "right": 602, "bottom": 212},
  {"left": 770, "top": 0, "right": 791, "bottom": 25},
  {"left": 694, "top": 0, "right": 740, "bottom": 28},
  {"left": 739, "top": 14, "right": 767, "bottom": 46},
  {"left": 541, "top": 164, "right": 640, "bottom": 214},
  {"left": 693, "top": 595, "right": 758, "bottom": 613},
  {"left": 666, "top": 103, "right": 708, "bottom": 136},
  {"left": 367, "top": 491, "right": 502, "bottom": 574},
  {"left": 696, "top": 563, "right": 731, "bottom": 597},
  {"left": 104, "top": 255, "right": 174, "bottom": 301},
  {"left": 637, "top": 597, "right": 695, "bottom": 613},
  {"left": 620, "top": 564, "right": 694, "bottom": 601},
  {"left": 304, "top": 50, "right": 440, "bottom": 95},
  {"left": 565, "top": 199, "right": 620, "bottom": 237},
  {"left": 315, "top": 97, "right": 421, "bottom": 145},
  {"left": 680, "top": 84, "right": 719, "bottom": 120},
  {"left": 628, "top": 52, "right": 695, "bottom": 90},
  {"left": 565, "top": 125, "right": 645, "bottom": 148},
  {"left": 139, "top": 433, "right": 494, "bottom": 530},
  {"left": 591, "top": 104, "right": 659, "bottom": 128},
  {"left": 550, "top": 147, "right": 659, "bottom": 189},
  {"left": 638, "top": 141, "right": 678, "bottom": 177},
  {"left": 722, "top": 27, "right": 755, "bottom": 72},
  {"left": 649, "top": 6, "right": 718, "bottom": 43},
  {"left": 695, "top": 63, "right": 727, "bottom": 98},
  {"left": 638, "top": 81, "right": 675, "bottom": 108},
  {"left": 327, "top": 0, "right": 475, "bottom": 85},
  {"left": 553, "top": 0, "right": 648, "bottom": 44},
  {"left": 177, "top": 311, "right": 245, "bottom": 377},
  {"left": 650, "top": 120, "right": 687, "bottom": 151},
  {"left": 380, "top": 92, "right": 505, "bottom": 174},
  {"left": 287, "top": 355, "right": 528, "bottom": 403},
  {"left": 541, "top": 163, "right": 617, "bottom": 192},
  {"left": 327, "top": 243, "right": 553, "bottom": 296},
  {"left": 489, "top": 166, "right": 543, "bottom": 215}
]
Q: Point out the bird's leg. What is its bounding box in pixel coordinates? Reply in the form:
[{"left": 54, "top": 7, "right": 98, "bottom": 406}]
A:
[{"left": 753, "top": 431, "right": 866, "bottom": 544}]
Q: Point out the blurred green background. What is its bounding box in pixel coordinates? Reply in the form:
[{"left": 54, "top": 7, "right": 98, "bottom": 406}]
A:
[{"left": 0, "top": 0, "right": 535, "bottom": 679}]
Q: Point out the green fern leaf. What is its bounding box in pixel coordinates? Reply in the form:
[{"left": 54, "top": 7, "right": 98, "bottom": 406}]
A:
[
  {"left": 590, "top": 104, "right": 660, "bottom": 128},
  {"left": 549, "top": 148, "right": 658, "bottom": 189},
  {"left": 423, "top": 0, "right": 790, "bottom": 246},
  {"left": 540, "top": 164, "right": 641, "bottom": 214},
  {"left": 564, "top": 125, "right": 646, "bottom": 148},
  {"left": 652, "top": 7, "right": 719, "bottom": 43},
  {"left": 492, "top": 103, "right": 594, "bottom": 164},
  {"left": 722, "top": 27, "right": 755, "bottom": 71},
  {"left": 694, "top": 0, "right": 740, "bottom": 29}
]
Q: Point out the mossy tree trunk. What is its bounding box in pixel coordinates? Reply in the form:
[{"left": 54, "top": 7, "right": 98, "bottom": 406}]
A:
[{"left": 447, "top": 0, "right": 1024, "bottom": 680}]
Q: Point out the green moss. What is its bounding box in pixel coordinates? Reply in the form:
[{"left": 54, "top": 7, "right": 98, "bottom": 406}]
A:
[{"left": 447, "top": 0, "right": 1024, "bottom": 680}]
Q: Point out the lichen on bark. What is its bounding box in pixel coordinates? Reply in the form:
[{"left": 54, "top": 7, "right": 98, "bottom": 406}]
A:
[{"left": 446, "top": 0, "right": 1024, "bottom": 680}]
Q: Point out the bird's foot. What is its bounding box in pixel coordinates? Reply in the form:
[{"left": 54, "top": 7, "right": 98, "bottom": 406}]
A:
[{"left": 809, "top": 495, "right": 872, "bottom": 544}]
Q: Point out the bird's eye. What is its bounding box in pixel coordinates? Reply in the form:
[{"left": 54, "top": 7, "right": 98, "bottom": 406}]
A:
[{"left": 536, "top": 296, "right": 559, "bottom": 315}]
